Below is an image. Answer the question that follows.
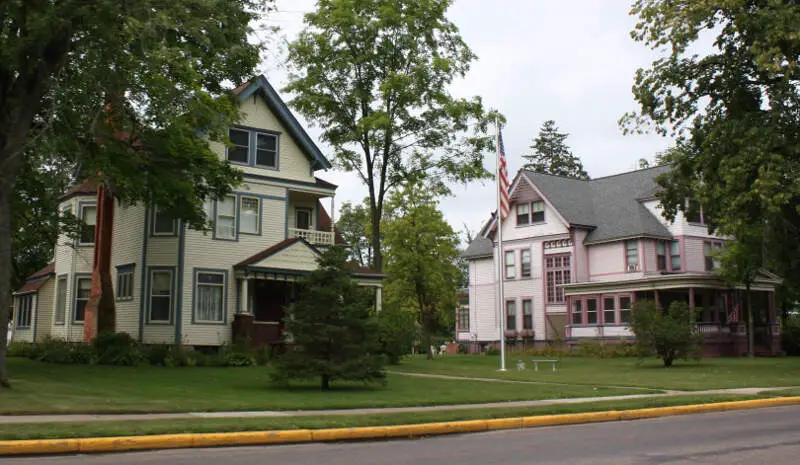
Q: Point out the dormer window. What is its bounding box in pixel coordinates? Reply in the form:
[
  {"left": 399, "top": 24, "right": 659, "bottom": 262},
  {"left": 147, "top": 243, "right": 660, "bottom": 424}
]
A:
[
  {"left": 532, "top": 201, "right": 545, "bottom": 223},
  {"left": 516, "top": 204, "right": 530, "bottom": 225},
  {"left": 227, "top": 127, "right": 280, "bottom": 169}
]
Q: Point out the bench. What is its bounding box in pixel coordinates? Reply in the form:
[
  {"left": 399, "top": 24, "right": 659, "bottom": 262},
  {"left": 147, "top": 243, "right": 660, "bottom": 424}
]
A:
[{"left": 531, "top": 359, "right": 559, "bottom": 372}]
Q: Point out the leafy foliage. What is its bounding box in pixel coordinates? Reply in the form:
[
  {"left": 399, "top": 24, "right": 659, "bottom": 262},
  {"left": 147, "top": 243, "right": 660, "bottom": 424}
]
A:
[
  {"left": 336, "top": 200, "right": 374, "bottom": 267},
  {"left": 383, "top": 180, "right": 460, "bottom": 359},
  {"left": 628, "top": 300, "right": 702, "bottom": 367},
  {"left": 623, "top": 1, "right": 800, "bottom": 321},
  {"left": 285, "top": 0, "right": 498, "bottom": 271},
  {"left": 781, "top": 313, "right": 800, "bottom": 356},
  {"left": 271, "top": 247, "right": 386, "bottom": 390},
  {"left": 522, "top": 120, "right": 589, "bottom": 179},
  {"left": 93, "top": 332, "right": 148, "bottom": 366},
  {"left": 0, "top": 0, "right": 274, "bottom": 387},
  {"left": 377, "top": 303, "right": 419, "bottom": 364}
]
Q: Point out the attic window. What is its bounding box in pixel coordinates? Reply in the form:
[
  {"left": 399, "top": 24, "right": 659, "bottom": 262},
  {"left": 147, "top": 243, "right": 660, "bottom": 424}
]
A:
[
  {"left": 532, "top": 201, "right": 545, "bottom": 223},
  {"left": 227, "top": 127, "right": 280, "bottom": 170},
  {"left": 227, "top": 129, "right": 249, "bottom": 164},
  {"left": 516, "top": 204, "right": 530, "bottom": 225}
]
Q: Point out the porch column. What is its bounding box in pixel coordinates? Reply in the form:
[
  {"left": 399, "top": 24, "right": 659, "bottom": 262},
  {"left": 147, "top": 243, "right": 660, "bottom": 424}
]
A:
[
  {"left": 330, "top": 196, "right": 335, "bottom": 233},
  {"left": 689, "top": 287, "right": 695, "bottom": 324},
  {"left": 375, "top": 286, "right": 382, "bottom": 313},
  {"left": 239, "top": 277, "right": 251, "bottom": 314}
]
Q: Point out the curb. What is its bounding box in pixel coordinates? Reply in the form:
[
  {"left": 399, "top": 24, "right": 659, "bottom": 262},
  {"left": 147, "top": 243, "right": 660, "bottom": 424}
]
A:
[{"left": 1, "top": 396, "right": 799, "bottom": 456}]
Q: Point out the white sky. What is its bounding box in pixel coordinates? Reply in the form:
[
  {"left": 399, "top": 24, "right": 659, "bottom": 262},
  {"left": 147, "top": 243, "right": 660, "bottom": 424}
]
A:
[{"left": 261, "top": 0, "right": 674, "bottom": 243}]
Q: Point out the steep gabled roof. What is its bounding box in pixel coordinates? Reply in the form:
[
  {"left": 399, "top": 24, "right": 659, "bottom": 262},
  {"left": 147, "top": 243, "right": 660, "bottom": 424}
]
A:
[
  {"left": 234, "top": 237, "right": 319, "bottom": 269},
  {"left": 522, "top": 165, "right": 673, "bottom": 243},
  {"left": 15, "top": 263, "right": 55, "bottom": 294},
  {"left": 233, "top": 75, "right": 332, "bottom": 171}
]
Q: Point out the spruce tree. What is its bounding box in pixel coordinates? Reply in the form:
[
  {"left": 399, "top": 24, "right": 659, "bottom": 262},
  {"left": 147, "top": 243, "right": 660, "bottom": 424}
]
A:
[{"left": 523, "top": 120, "right": 589, "bottom": 179}]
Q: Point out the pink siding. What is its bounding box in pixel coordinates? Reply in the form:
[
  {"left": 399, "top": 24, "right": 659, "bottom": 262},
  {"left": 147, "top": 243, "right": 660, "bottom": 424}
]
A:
[
  {"left": 684, "top": 236, "right": 706, "bottom": 272},
  {"left": 588, "top": 242, "right": 624, "bottom": 276},
  {"left": 643, "top": 239, "right": 657, "bottom": 273},
  {"left": 573, "top": 229, "right": 590, "bottom": 282}
]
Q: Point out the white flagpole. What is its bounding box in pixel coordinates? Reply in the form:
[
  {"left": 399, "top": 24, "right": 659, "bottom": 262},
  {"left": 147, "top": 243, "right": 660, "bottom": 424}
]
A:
[{"left": 495, "top": 117, "right": 506, "bottom": 372}]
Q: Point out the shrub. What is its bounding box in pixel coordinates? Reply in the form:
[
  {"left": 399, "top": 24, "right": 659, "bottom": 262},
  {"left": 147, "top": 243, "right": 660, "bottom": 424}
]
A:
[
  {"left": 93, "top": 332, "right": 147, "bottom": 366},
  {"left": 485, "top": 346, "right": 501, "bottom": 356},
  {"left": 377, "top": 304, "right": 418, "bottom": 364},
  {"left": 628, "top": 300, "right": 703, "bottom": 367},
  {"left": 144, "top": 344, "right": 171, "bottom": 366},
  {"left": 6, "top": 342, "right": 36, "bottom": 358},
  {"left": 255, "top": 346, "right": 271, "bottom": 366},
  {"left": 782, "top": 314, "right": 800, "bottom": 356},
  {"left": 31, "top": 337, "right": 96, "bottom": 364}
]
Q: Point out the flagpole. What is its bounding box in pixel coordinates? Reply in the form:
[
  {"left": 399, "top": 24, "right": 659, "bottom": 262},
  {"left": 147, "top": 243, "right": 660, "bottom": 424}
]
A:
[{"left": 495, "top": 117, "right": 506, "bottom": 372}]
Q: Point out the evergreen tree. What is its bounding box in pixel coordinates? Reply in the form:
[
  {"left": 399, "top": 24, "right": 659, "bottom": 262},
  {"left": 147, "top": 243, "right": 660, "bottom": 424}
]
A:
[
  {"left": 271, "top": 247, "right": 385, "bottom": 390},
  {"left": 523, "top": 120, "right": 589, "bottom": 179}
]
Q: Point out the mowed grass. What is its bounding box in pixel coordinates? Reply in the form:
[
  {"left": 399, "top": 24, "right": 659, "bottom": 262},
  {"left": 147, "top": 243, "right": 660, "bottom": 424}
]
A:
[
  {"left": 392, "top": 355, "right": 800, "bottom": 391},
  {"left": 0, "top": 358, "right": 643, "bottom": 415},
  {"left": 0, "top": 394, "right": 767, "bottom": 441}
]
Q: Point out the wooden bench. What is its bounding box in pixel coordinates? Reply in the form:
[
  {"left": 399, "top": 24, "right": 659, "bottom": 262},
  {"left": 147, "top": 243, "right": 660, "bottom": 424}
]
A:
[{"left": 531, "top": 359, "right": 559, "bottom": 372}]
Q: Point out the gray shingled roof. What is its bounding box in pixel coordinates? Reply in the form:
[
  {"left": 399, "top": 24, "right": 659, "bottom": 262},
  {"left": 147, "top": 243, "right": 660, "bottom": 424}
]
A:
[
  {"left": 522, "top": 165, "right": 673, "bottom": 243},
  {"left": 461, "top": 236, "right": 493, "bottom": 259}
]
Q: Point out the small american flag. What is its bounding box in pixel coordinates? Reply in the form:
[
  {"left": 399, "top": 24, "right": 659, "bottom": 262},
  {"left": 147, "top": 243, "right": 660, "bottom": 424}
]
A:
[{"left": 498, "top": 127, "right": 510, "bottom": 220}]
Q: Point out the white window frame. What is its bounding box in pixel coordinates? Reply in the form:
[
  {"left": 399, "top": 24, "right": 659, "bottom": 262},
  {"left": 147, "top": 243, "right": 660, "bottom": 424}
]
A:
[
  {"left": 603, "top": 295, "right": 617, "bottom": 325},
  {"left": 54, "top": 275, "right": 67, "bottom": 325},
  {"left": 148, "top": 269, "right": 174, "bottom": 324},
  {"left": 74, "top": 277, "right": 92, "bottom": 323},
  {"left": 116, "top": 267, "right": 135, "bottom": 301},
  {"left": 254, "top": 132, "right": 279, "bottom": 169},
  {"left": 670, "top": 240, "right": 682, "bottom": 271},
  {"left": 16, "top": 294, "right": 33, "bottom": 328},
  {"left": 545, "top": 254, "right": 571, "bottom": 304},
  {"left": 619, "top": 295, "right": 633, "bottom": 324},
  {"left": 152, "top": 207, "right": 176, "bottom": 236},
  {"left": 505, "top": 300, "right": 516, "bottom": 331},
  {"left": 625, "top": 239, "right": 639, "bottom": 271},
  {"left": 521, "top": 249, "right": 531, "bottom": 278},
  {"left": 522, "top": 299, "right": 533, "bottom": 330},
  {"left": 78, "top": 204, "right": 97, "bottom": 245},
  {"left": 194, "top": 271, "right": 226, "bottom": 323},
  {"left": 215, "top": 195, "right": 237, "bottom": 240},
  {"left": 239, "top": 196, "right": 260, "bottom": 235}
]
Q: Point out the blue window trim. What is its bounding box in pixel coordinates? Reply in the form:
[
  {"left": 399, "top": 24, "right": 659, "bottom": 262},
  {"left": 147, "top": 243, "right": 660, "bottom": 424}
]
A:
[
  {"left": 76, "top": 201, "right": 97, "bottom": 247},
  {"left": 54, "top": 274, "right": 68, "bottom": 326},
  {"left": 138, "top": 205, "right": 150, "bottom": 341},
  {"left": 211, "top": 195, "right": 239, "bottom": 242},
  {"left": 191, "top": 268, "right": 229, "bottom": 326},
  {"left": 150, "top": 207, "right": 178, "bottom": 237},
  {"left": 225, "top": 126, "right": 281, "bottom": 171},
  {"left": 115, "top": 264, "right": 136, "bottom": 301},
  {"left": 174, "top": 223, "right": 186, "bottom": 344},
  {"left": 145, "top": 266, "right": 176, "bottom": 325},
  {"left": 72, "top": 273, "right": 92, "bottom": 325}
]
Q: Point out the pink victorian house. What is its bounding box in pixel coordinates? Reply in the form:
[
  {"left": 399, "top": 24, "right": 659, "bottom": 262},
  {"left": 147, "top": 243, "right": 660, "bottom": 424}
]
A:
[{"left": 460, "top": 166, "right": 782, "bottom": 356}]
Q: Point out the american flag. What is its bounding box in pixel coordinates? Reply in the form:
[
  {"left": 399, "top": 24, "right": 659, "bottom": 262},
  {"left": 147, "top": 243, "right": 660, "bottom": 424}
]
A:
[{"left": 497, "top": 127, "right": 510, "bottom": 220}]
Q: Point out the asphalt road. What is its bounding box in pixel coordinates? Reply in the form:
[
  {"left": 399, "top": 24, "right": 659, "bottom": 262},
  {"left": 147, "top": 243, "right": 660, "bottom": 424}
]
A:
[{"left": 7, "top": 406, "right": 800, "bottom": 465}]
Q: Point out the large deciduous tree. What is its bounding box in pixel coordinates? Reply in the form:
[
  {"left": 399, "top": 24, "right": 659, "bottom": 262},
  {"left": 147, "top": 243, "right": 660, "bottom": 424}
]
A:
[
  {"left": 383, "top": 180, "right": 460, "bottom": 359},
  {"left": 336, "top": 200, "right": 373, "bottom": 268},
  {"left": 623, "top": 1, "right": 800, "bottom": 315},
  {"left": 522, "top": 120, "right": 589, "bottom": 179},
  {"left": 285, "top": 0, "right": 497, "bottom": 272},
  {"left": 0, "top": 0, "right": 273, "bottom": 387}
]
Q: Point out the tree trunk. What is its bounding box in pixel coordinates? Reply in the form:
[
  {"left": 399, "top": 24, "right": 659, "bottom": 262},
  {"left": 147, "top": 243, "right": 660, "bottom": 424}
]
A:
[
  {"left": 321, "top": 374, "right": 329, "bottom": 391},
  {"left": 371, "top": 213, "right": 382, "bottom": 272},
  {"left": 0, "top": 145, "right": 24, "bottom": 388},
  {"left": 746, "top": 283, "right": 754, "bottom": 358}
]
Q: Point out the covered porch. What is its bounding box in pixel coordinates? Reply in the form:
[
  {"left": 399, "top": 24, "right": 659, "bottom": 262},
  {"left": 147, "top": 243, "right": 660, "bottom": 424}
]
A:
[{"left": 563, "top": 272, "right": 783, "bottom": 356}]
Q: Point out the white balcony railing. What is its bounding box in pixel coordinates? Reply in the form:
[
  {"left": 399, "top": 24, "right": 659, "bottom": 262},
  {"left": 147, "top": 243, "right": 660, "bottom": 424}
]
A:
[{"left": 288, "top": 228, "right": 334, "bottom": 246}]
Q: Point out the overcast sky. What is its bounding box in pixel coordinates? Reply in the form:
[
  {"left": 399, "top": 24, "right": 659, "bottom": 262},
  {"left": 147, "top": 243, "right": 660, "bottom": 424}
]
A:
[{"left": 261, "top": 0, "right": 674, "bottom": 244}]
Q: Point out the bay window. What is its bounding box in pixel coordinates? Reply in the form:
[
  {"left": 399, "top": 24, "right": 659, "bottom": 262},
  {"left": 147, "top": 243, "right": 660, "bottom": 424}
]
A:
[
  {"left": 74, "top": 278, "right": 91, "bottom": 322},
  {"left": 572, "top": 299, "right": 583, "bottom": 325},
  {"left": 619, "top": 296, "right": 632, "bottom": 324},
  {"left": 586, "top": 298, "right": 598, "bottom": 324},
  {"left": 656, "top": 240, "right": 667, "bottom": 270},
  {"left": 149, "top": 269, "right": 173, "bottom": 323},
  {"left": 670, "top": 240, "right": 681, "bottom": 271},
  {"left": 603, "top": 296, "right": 616, "bottom": 324},
  {"left": 625, "top": 240, "right": 639, "bottom": 271}
]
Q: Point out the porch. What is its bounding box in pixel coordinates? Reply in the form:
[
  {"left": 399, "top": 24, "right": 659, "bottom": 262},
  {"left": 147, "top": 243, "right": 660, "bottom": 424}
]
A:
[{"left": 563, "top": 272, "right": 783, "bottom": 356}]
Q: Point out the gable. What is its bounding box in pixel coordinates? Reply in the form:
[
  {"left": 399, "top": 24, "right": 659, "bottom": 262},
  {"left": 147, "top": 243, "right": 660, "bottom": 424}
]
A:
[{"left": 241, "top": 239, "right": 321, "bottom": 272}]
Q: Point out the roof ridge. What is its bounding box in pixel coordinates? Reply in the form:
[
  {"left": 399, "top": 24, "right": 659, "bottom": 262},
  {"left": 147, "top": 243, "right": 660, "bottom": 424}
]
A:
[
  {"left": 589, "top": 164, "right": 670, "bottom": 181},
  {"left": 522, "top": 169, "right": 591, "bottom": 182}
]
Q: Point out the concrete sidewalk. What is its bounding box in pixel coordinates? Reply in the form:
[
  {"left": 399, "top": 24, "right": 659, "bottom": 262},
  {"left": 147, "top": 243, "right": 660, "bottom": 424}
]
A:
[{"left": 0, "top": 376, "right": 795, "bottom": 425}]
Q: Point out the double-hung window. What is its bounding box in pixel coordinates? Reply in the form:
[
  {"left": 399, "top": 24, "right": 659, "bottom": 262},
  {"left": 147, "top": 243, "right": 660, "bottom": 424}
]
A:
[
  {"left": 239, "top": 197, "right": 260, "bottom": 234},
  {"left": 116, "top": 266, "right": 134, "bottom": 300},
  {"left": 16, "top": 294, "right": 33, "bottom": 328},
  {"left": 625, "top": 240, "right": 639, "bottom": 271},
  {"left": 545, "top": 254, "right": 570, "bottom": 303},
  {"left": 149, "top": 270, "right": 173, "bottom": 323},
  {"left": 79, "top": 205, "right": 97, "bottom": 245},
  {"left": 516, "top": 204, "right": 530, "bottom": 225},
  {"left": 572, "top": 299, "right": 583, "bottom": 325},
  {"left": 227, "top": 128, "right": 250, "bottom": 164},
  {"left": 227, "top": 128, "right": 279, "bottom": 169},
  {"left": 195, "top": 271, "right": 226, "bottom": 323},
  {"left": 704, "top": 241, "right": 723, "bottom": 271},
  {"left": 255, "top": 133, "right": 278, "bottom": 168},
  {"left": 656, "top": 240, "right": 667, "bottom": 270},
  {"left": 506, "top": 301, "right": 516, "bottom": 331},
  {"left": 603, "top": 297, "right": 616, "bottom": 324},
  {"left": 74, "top": 278, "right": 92, "bottom": 322},
  {"left": 456, "top": 307, "right": 469, "bottom": 331},
  {"left": 521, "top": 249, "right": 531, "bottom": 278},
  {"left": 215, "top": 195, "right": 237, "bottom": 239},
  {"left": 586, "top": 298, "right": 598, "bottom": 324},
  {"left": 54, "top": 276, "right": 67, "bottom": 325},
  {"left": 152, "top": 207, "right": 176, "bottom": 235},
  {"left": 619, "top": 296, "right": 632, "bottom": 324},
  {"left": 670, "top": 240, "right": 681, "bottom": 271},
  {"left": 531, "top": 201, "right": 545, "bottom": 223},
  {"left": 522, "top": 299, "right": 533, "bottom": 330},
  {"left": 505, "top": 251, "right": 516, "bottom": 279}
]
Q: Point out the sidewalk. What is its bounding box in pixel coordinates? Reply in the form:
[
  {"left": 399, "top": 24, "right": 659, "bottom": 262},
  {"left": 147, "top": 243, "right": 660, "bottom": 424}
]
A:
[{"left": 1, "top": 371, "right": 795, "bottom": 425}]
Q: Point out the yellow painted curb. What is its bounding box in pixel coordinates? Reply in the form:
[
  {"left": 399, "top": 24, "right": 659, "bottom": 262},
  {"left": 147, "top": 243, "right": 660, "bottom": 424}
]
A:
[{"left": 1, "top": 396, "right": 799, "bottom": 456}]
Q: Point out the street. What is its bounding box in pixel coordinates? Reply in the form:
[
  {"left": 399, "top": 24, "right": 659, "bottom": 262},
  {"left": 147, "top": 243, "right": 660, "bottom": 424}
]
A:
[{"left": 6, "top": 406, "right": 800, "bottom": 465}]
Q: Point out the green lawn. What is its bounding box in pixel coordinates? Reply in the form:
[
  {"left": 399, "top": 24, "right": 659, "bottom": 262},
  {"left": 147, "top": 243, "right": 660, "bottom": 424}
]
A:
[
  {"left": 0, "top": 358, "right": 642, "bottom": 415},
  {"left": 0, "top": 394, "right": 766, "bottom": 441},
  {"left": 392, "top": 355, "right": 800, "bottom": 391}
]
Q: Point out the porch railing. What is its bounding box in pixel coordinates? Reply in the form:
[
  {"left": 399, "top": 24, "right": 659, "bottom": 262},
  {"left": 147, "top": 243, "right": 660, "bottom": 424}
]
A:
[
  {"left": 288, "top": 227, "right": 334, "bottom": 246},
  {"left": 694, "top": 323, "right": 731, "bottom": 334}
]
